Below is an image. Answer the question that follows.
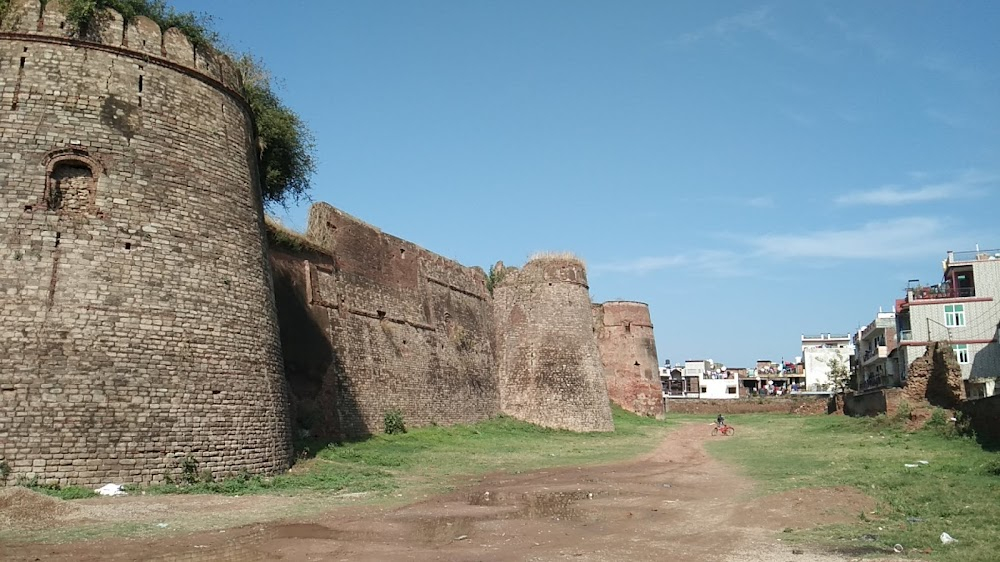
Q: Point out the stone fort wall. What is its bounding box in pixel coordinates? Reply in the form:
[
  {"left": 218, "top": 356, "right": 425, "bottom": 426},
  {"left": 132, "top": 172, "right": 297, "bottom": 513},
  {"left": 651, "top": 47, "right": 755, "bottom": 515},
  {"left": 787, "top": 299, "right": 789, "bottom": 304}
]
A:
[
  {"left": 593, "top": 301, "right": 664, "bottom": 418},
  {"left": 271, "top": 204, "right": 500, "bottom": 437},
  {"left": 0, "top": 1, "right": 291, "bottom": 486},
  {"left": 1, "top": 0, "right": 654, "bottom": 486}
]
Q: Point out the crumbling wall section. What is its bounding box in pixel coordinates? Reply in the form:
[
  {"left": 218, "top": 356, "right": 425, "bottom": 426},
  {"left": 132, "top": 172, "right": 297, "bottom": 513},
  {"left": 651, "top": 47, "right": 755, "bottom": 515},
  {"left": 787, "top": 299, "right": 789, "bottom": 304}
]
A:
[
  {"left": 493, "top": 258, "right": 614, "bottom": 432},
  {"left": 904, "top": 342, "right": 964, "bottom": 408},
  {"left": 593, "top": 301, "right": 664, "bottom": 417}
]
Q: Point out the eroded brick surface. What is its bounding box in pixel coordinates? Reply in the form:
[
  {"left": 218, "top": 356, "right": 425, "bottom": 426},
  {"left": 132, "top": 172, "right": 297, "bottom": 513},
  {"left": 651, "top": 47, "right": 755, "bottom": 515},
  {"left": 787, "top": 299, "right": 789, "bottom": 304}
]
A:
[
  {"left": 272, "top": 204, "right": 499, "bottom": 438},
  {"left": 493, "top": 259, "right": 614, "bottom": 432},
  {"left": 593, "top": 301, "right": 664, "bottom": 418}
]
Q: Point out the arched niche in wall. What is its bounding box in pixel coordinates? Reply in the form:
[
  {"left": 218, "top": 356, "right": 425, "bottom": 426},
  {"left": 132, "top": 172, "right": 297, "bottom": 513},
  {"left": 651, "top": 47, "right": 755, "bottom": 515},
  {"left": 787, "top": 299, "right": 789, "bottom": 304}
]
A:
[{"left": 43, "top": 148, "right": 103, "bottom": 215}]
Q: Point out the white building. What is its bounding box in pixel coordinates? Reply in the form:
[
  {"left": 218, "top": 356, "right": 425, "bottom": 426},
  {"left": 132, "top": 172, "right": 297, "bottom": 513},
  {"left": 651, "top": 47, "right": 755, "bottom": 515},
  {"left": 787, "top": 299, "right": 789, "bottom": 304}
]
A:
[
  {"left": 686, "top": 359, "right": 739, "bottom": 399},
  {"left": 802, "top": 334, "right": 854, "bottom": 391},
  {"left": 895, "top": 249, "right": 1000, "bottom": 398}
]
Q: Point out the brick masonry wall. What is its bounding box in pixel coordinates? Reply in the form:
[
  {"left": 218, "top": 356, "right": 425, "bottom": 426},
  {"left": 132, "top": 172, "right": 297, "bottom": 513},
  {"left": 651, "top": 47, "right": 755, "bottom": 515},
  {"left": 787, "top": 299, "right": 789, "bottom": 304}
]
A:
[
  {"left": 665, "top": 397, "right": 830, "bottom": 415},
  {"left": 842, "top": 390, "right": 888, "bottom": 417},
  {"left": 271, "top": 204, "right": 500, "bottom": 438},
  {"left": 493, "top": 259, "right": 614, "bottom": 432},
  {"left": 959, "top": 394, "right": 1000, "bottom": 445},
  {"left": 0, "top": 2, "right": 291, "bottom": 486},
  {"left": 593, "top": 301, "right": 664, "bottom": 418}
]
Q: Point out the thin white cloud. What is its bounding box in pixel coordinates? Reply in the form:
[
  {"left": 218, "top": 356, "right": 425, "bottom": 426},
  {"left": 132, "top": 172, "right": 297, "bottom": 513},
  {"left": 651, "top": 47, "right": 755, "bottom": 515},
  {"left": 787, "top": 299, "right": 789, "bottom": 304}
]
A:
[
  {"left": 835, "top": 170, "right": 995, "bottom": 206},
  {"left": 824, "top": 12, "right": 897, "bottom": 62},
  {"left": 920, "top": 54, "right": 979, "bottom": 83},
  {"left": 592, "top": 250, "right": 746, "bottom": 276},
  {"left": 748, "top": 217, "right": 948, "bottom": 260},
  {"left": 597, "top": 217, "right": 959, "bottom": 277},
  {"left": 746, "top": 196, "right": 774, "bottom": 208},
  {"left": 780, "top": 108, "right": 815, "bottom": 126},
  {"left": 924, "top": 108, "right": 970, "bottom": 129},
  {"left": 671, "top": 6, "right": 773, "bottom": 46},
  {"left": 676, "top": 194, "right": 774, "bottom": 208}
]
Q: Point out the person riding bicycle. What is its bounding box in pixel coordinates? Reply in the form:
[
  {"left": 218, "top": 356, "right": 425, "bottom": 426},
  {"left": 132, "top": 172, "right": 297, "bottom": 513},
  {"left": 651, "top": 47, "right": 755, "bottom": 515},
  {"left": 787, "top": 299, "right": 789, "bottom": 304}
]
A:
[{"left": 716, "top": 414, "right": 725, "bottom": 428}]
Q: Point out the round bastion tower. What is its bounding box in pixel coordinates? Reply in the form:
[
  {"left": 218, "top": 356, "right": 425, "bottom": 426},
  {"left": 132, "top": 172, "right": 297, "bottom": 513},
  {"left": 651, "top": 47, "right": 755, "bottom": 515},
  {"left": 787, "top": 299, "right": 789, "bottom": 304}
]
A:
[
  {"left": 492, "top": 257, "right": 614, "bottom": 432},
  {"left": 593, "top": 301, "right": 664, "bottom": 418},
  {"left": 0, "top": 0, "right": 291, "bottom": 486}
]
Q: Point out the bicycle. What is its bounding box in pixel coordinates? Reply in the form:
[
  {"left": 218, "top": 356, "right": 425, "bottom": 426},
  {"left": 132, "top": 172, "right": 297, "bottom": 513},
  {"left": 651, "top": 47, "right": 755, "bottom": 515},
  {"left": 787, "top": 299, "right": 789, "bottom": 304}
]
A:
[{"left": 711, "top": 424, "right": 734, "bottom": 436}]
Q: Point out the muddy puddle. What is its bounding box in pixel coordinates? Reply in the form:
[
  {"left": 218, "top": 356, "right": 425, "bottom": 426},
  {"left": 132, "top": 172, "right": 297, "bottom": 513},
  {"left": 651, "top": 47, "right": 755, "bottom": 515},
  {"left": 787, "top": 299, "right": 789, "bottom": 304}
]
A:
[
  {"left": 146, "top": 490, "right": 614, "bottom": 560},
  {"left": 468, "top": 489, "right": 602, "bottom": 519}
]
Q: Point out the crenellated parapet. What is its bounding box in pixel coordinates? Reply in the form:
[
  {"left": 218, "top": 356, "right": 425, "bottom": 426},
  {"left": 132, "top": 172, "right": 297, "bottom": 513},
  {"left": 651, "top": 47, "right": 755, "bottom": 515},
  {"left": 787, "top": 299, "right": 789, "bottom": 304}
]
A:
[{"left": 0, "top": 0, "right": 244, "bottom": 96}]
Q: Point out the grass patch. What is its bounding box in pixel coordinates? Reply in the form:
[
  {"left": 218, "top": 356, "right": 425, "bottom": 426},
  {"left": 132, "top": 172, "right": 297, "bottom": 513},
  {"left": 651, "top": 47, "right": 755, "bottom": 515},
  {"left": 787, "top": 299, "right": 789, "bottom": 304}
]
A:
[
  {"left": 12, "top": 477, "right": 97, "bottom": 500},
  {"left": 135, "top": 407, "right": 674, "bottom": 499},
  {"left": 696, "top": 413, "right": 1000, "bottom": 562}
]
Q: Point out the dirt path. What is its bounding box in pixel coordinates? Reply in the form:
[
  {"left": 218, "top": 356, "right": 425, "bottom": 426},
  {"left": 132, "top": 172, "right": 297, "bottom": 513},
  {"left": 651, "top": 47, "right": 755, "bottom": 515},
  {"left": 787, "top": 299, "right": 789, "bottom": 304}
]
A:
[{"left": 2, "top": 424, "right": 875, "bottom": 561}]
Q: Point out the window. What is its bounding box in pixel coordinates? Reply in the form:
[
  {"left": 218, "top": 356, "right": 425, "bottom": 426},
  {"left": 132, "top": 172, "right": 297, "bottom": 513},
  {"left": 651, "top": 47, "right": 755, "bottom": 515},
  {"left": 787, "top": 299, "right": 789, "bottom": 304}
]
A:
[
  {"left": 727, "top": 387, "right": 737, "bottom": 395},
  {"left": 954, "top": 344, "right": 969, "bottom": 364},
  {"left": 700, "top": 386, "right": 707, "bottom": 393},
  {"left": 47, "top": 161, "right": 95, "bottom": 212},
  {"left": 944, "top": 304, "right": 965, "bottom": 327},
  {"left": 43, "top": 149, "right": 102, "bottom": 215}
]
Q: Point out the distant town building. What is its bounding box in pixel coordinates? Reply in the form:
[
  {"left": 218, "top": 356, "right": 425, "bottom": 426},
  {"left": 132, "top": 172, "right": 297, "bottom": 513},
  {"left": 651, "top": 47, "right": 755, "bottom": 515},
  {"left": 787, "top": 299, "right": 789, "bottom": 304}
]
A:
[
  {"left": 853, "top": 311, "right": 898, "bottom": 391},
  {"left": 660, "top": 359, "right": 739, "bottom": 399},
  {"left": 895, "top": 249, "right": 1000, "bottom": 398},
  {"left": 801, "top": 333, "right": 854, "bottom": 391}
]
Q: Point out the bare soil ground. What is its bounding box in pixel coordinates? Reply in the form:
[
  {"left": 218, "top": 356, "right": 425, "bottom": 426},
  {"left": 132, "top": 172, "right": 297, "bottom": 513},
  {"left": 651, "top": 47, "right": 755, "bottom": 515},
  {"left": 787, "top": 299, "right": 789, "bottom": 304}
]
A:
[{"left": 1, "top": 424, "right": 879, "bottom": 562}]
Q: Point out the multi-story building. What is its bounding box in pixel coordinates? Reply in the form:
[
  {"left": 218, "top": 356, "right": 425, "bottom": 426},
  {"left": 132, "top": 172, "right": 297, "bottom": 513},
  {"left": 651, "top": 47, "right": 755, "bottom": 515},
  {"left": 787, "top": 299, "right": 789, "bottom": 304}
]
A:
[
  {"left": 802, "top": 333, "right": 854, "bottom": 391},
  {"left": 895, "top": 249, "right": 1000, "bottom": 398},
  {"left": 661, "top": 360, "right": 739, "bottom": 399},
  {"left": 855, "top": 311, "right": 898, "bottom": 391}
]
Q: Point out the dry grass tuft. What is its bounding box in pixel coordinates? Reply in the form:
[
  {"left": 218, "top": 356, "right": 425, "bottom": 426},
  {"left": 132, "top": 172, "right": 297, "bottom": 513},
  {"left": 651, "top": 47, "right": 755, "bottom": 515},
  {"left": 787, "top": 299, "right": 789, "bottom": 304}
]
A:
[{"left": 527, "top": 251, "right": 585, "bottom": 265}]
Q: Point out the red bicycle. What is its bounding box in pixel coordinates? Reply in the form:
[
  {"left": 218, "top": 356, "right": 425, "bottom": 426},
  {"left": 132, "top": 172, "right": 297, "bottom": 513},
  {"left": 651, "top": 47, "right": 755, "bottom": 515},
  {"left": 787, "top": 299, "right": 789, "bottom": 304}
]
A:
[{"left": 711, "top": 424, "right": 734, "bottom": 436}]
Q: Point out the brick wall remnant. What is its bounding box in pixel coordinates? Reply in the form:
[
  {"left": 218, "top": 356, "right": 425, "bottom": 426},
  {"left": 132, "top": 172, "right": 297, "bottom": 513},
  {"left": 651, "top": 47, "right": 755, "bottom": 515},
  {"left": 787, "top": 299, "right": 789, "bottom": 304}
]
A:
[
  {"left": 0, "top": 2, "right": 291, "bottom": 487},
  {"left": 665, "top": 396, "right": 830, "bottom": 416},
  {"left": 593, "top": 301, "right": 664, "bottom": 418},
  {"left": 903, "top": 342, "right": 964, "bottom": 408},
  {"left": 493, "top": 258, "right": 614, "bottom": 432}
]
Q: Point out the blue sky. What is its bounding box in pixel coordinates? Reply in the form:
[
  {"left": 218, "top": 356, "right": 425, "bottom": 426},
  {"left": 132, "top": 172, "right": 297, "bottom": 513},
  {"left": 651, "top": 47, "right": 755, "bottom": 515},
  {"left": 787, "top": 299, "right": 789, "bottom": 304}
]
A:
[{"left": 171, "top": 1, "right": 1000, "bottom": 368}]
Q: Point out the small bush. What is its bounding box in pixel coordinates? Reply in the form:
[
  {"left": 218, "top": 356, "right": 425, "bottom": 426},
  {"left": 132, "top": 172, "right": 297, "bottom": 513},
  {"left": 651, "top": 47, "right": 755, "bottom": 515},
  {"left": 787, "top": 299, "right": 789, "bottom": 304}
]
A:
[
  {"left": 892, "top": 400, "right": 912, "bottom": 423},
  {"left": 384, "top": 409, "right": 407, "bottom": 435},
  {"left": 199, "top": 469, "right": 214, "bottom": 484},
  {"left": 984, "top": 457, "right": 1000, "bottom": 476},
  {"left": 0, "top": 460, "right": 11, "bottom": 484},
  {"left": 179, "top": 455, "right": 199, "bottom": 485}
]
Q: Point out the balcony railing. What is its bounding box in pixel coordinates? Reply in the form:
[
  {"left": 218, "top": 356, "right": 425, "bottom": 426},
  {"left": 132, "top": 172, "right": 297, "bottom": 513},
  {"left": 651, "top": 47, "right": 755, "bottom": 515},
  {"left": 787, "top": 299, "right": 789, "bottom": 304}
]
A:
[
  {"left": 950, "top": 249, "right": 1000, "bottom": 263},
  {"left": 858, "top": 374, "right": 896, "bottom": 393},
  {"left": 911, "top": 286, "right": 976, "bottom": 300},
  {"left": 861, "top": 346, "right": 888, "bottom": 364},
  {"left": 801, "top": 333, "right": 851, "bottom": 340}
]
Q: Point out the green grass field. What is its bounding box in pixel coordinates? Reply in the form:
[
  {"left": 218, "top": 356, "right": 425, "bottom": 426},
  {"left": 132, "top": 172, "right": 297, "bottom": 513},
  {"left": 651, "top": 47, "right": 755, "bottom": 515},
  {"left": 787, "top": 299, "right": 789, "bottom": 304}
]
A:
[
  {"left": 134, "top": 407, "right": 677, "bottom": 498},
  {"left": 699, "top": 412, "right": 1000, "bottom": 562},
  {"left": 15, "top": 405, "right": 1000, "bottom": 561}
]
